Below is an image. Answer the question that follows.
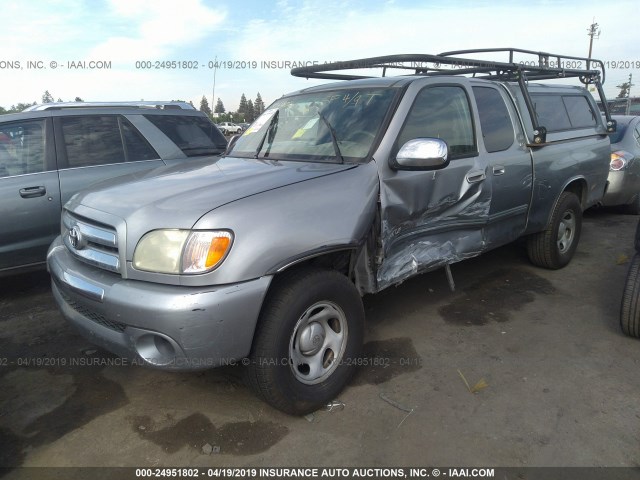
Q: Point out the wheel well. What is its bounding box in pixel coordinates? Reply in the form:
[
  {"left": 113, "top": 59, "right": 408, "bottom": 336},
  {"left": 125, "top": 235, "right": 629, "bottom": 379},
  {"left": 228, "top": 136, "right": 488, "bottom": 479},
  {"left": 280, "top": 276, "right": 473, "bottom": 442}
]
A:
[
  {"left": 564, "top": 179, "right": 587, "bottom": 209},
  {"left": 276, "top": 250, "right": 354, "bottom": 279},
  {"left": 262, "top": 250, "right": 357, "bottom": 308}
]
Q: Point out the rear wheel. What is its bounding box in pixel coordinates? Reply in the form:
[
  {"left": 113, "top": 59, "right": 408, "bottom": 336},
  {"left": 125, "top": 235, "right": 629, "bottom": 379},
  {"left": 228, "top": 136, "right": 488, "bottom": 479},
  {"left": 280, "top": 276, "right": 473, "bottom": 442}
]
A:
[
  {"left": 246, "top": 268, "right": 364, "bottom": 415},
  {"left": 527, "top": 192, "right": 582, "bottom": 269},
  {"left": 620, "top": 254, "right": 640, "bottom": 338}
]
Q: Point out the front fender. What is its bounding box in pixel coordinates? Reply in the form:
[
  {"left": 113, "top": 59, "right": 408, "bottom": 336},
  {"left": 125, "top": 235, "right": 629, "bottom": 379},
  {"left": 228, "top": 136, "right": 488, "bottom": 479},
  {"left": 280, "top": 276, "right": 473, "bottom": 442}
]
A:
[{"left": 181, "top": 162, "right": 380, "bottom": 286}]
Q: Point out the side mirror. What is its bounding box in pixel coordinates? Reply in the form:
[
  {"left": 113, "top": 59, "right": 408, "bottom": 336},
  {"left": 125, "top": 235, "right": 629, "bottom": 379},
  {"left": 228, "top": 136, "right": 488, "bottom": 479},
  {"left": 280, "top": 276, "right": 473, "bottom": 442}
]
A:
[{"left": 390, "top": 138, "right": 449, "bottom": 171}]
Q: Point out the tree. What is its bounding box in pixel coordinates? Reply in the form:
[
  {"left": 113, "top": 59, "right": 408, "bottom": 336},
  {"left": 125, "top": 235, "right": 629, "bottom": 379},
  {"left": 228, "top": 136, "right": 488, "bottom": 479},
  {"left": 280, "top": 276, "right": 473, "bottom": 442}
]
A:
[
  {"left": 254, "top": 93, "right": 265, "bottom": 116},
  {"left": 199, "top": 95, "right": 212, "bottom": 117},
  {"left": 214, "top": 98, "right": 225, "bottom": 114},
  {"left": 617, "top": 82, "right": 630, "bottom": 99},
  {"left": 246, "top": 99, "right": 255, "bottom": 122},
  {"left": 10, "top": 102, "right": 36, "bottom": 113},
  {"left": 616, "top": 79, "right": 634, "bottom": 99},
  {"left": 74, "top": 97, "right": 84, "bottom": 102},
  {"left": 56, "top": 98, "right": 63, "bottom": 102},
  {"left": 237, "top": 93, "right": 248, "bottom": 120},
  {"left": 42, "top": 90, "right": 54, "bottom": 103}
]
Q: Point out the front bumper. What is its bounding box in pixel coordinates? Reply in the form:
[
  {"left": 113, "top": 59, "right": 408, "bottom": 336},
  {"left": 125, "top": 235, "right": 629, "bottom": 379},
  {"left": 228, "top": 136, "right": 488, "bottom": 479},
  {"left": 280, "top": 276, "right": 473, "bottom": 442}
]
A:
[
  {"left": 601, "top": 170, "right": 638, "bottom": 206},
  {"left": 47, "top": 237, "right": 271, "bottom": 370}
]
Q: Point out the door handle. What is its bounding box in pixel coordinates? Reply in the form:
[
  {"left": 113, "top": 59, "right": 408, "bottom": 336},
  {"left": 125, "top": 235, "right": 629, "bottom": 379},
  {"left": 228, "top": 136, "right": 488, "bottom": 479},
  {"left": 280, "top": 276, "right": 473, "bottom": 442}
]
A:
[
  {"left": 493, "top": 165, "right": 506, "bottom": 176},
  {"left": 465, "top": 171, "right": 486, "bottom": 184},
  {"left": 19, "top": 186, "right": 46, "bottom": 198}
]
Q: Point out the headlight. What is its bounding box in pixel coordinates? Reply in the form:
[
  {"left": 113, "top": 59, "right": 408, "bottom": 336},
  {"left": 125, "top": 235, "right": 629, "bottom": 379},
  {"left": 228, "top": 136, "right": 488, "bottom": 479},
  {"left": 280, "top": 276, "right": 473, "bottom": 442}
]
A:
[{"left": 133, "top": 230, "right": 233, "bottom": 274}]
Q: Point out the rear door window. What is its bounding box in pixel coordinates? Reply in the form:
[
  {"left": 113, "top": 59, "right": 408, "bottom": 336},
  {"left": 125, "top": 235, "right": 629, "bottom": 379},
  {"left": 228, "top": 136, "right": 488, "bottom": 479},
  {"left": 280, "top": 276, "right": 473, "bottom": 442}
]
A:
[
  {"left": 473, "top": 86, "right": 515, "bottom": 153},
  {"left": 144, "top": 115, "right": 227, "bottom": 157},
  {"left": 60, "top": 115, "right": 159, "bottom": 168},
  {"left": 121, "top": 119, "right": 159, "bottom": 161}
]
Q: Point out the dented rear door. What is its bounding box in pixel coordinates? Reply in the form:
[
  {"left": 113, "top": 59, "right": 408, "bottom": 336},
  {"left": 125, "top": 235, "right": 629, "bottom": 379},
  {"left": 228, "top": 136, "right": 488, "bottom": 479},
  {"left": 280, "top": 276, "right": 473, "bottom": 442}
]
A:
[{"left": 376, "top": 78, "right": 491, "bottom": 290}]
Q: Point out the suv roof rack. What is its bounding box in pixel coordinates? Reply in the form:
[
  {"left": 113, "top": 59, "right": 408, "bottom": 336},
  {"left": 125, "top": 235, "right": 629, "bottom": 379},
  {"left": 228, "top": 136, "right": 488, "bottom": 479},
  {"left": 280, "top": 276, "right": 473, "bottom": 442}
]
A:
[
  {"left": 291, "top": 48, "right": 616, "bottom": 144},
  {"left": 23, "top": 101, "right": 196, "bottom": 112}
]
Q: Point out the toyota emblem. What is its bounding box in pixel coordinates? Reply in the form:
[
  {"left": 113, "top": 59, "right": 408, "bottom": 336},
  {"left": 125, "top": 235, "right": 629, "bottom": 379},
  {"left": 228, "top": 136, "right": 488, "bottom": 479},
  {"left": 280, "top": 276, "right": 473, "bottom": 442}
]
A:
[{"left": 69, "top": 227, "right": 83, "bottom": 250}]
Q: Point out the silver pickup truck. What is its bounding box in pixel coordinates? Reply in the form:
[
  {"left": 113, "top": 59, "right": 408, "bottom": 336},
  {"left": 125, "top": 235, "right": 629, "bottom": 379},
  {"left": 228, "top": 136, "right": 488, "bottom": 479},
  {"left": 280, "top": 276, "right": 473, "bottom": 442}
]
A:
[{"left": 48, "top": 49, "right": 615, "bottom": 415}]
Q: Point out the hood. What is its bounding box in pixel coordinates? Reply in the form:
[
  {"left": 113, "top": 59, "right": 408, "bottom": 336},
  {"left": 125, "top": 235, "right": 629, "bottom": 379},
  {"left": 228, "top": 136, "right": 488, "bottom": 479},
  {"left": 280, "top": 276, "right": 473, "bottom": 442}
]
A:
[{"left": 69, "top": 156, "right": 356, "bottom": 228}]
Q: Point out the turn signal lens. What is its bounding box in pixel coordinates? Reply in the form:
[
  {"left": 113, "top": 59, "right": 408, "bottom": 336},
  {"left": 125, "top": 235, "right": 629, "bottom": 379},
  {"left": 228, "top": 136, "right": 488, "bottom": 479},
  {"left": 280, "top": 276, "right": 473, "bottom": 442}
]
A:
[{"left": 182, "top": 231, "right": 233, "bottom": 273}]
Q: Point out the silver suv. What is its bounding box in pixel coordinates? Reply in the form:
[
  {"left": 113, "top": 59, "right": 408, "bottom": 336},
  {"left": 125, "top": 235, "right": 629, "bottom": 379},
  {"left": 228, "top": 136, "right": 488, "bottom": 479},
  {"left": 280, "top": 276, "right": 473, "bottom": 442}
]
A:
[
  {"left": 48, "top": 49, "right": 615, "bottom": 415},
  {"left": 0, "top": 102, "right": 227, "bottom": 275}
]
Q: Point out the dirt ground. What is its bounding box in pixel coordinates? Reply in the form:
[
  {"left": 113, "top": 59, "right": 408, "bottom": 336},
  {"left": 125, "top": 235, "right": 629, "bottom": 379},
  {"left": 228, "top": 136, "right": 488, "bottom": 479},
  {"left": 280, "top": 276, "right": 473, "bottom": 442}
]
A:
[{"left": 1, "top": 209, "right": 639, "bottom": 474}]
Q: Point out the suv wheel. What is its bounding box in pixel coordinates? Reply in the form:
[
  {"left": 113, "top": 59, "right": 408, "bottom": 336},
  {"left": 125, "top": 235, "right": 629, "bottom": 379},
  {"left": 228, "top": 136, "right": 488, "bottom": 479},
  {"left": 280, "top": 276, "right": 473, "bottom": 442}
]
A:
[
  {"left": 246, "top": 267, "right": 364, "bottom": 415},
  {"left": 527, "top": 191, "right": 582, "bottom": 269},
  {"left": 620, "top": 254, "right": 640, "bottom": 338}
]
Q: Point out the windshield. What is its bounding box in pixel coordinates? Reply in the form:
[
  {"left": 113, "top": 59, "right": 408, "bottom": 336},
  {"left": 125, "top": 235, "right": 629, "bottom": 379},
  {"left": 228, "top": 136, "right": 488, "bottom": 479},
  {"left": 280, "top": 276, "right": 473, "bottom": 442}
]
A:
[{"left": 229, "top": 88, "right": 397, "bottom": 163}]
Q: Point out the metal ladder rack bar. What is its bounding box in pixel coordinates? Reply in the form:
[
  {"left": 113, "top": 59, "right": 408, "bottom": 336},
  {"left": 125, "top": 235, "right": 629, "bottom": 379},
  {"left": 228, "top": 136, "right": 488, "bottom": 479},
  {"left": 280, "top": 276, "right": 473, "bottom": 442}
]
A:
[
  {"left": 291, "top": 51, "right": 604, "bottom": 83},
  {"left": 438, "top": 48, "right": 614, "bottom": 140},
  {"left": 290, "top": 48, "right": 616, "bottom": 143},
  {"left": 438, "top": 47, "right": 606, "bottom": 83}
]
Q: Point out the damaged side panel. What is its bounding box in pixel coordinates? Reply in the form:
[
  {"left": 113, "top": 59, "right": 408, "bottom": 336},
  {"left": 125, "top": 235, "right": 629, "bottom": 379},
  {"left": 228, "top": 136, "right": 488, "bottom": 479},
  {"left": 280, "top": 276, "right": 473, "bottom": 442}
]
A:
[
  {"left": 370, "top": 77, "right": 533, "bottom": 291},
  {"left": 377, "top": 164, "right": 491, "bottom": 290}
]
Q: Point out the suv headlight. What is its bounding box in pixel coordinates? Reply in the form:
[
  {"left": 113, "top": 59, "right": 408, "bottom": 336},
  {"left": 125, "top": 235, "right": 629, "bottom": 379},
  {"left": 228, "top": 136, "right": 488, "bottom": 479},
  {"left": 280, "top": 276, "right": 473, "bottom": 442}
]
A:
[{"left": 133, "top": 230, "right": 233, "bottom": 274}]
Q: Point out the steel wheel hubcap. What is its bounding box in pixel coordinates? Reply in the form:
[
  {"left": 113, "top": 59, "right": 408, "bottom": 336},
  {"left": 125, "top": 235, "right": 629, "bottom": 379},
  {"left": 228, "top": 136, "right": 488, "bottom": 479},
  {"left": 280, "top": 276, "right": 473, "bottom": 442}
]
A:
[
  {"left": 557, "top": 211, "right": 576, "bottom": 254},
  {"left": 289, "top": 301, "right": 348, "bottom": 385}
]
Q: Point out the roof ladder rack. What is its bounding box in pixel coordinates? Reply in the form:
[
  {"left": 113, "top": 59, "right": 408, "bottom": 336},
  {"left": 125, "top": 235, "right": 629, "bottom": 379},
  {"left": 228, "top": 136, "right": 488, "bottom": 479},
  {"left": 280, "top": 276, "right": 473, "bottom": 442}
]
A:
[{"left": 290, "top": 48, "right": 617, "bottom": 144}]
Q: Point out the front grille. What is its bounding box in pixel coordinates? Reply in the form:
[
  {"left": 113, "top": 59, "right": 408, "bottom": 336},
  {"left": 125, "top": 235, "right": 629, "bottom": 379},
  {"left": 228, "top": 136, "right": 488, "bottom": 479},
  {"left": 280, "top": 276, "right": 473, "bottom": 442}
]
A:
[
  {"left": 62, "top": 210, "right": 120, "bottom": 273},
  {"left": 59, "top": 289, "right": 126, "bottom": 333}
]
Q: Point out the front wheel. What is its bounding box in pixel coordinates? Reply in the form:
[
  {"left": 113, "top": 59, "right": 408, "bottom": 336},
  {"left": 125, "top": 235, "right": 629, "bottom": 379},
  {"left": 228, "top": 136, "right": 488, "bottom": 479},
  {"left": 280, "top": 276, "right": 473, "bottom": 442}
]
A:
[
  {"left": 527, "top": 192, "right": 582, "bottom": 269},
  {"left": 620, "top": 254, "right": 640, "bottom": 338},
  {"left": 245, "top": 268, "right": 364, "bottom": 415}
]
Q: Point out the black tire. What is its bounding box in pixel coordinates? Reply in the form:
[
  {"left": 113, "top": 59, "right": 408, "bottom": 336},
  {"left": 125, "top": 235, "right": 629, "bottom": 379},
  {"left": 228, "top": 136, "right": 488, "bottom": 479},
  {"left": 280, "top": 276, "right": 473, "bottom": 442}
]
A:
[
  {"left": 527, "top": 192, "right": 582, "bottom": 269},
  {"left": 245, "top": 267, "right": 364, "bottom": 415},
  {"left": 620, "top": 254, "right": 640, "bottom": 338}
]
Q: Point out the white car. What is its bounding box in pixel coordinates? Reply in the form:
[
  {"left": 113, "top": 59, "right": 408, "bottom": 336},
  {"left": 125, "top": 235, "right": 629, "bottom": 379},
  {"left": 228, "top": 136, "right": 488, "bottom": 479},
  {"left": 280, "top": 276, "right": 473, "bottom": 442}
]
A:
[{"left": 217, "top": 122, "right": 242, "bottom": 135}]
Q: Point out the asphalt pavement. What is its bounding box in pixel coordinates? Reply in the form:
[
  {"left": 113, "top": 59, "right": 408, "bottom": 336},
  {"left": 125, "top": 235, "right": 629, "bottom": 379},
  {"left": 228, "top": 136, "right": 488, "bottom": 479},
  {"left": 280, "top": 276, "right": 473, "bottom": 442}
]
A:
[{"left": 1, "top": 208, "right": 639, "bottom": 474}]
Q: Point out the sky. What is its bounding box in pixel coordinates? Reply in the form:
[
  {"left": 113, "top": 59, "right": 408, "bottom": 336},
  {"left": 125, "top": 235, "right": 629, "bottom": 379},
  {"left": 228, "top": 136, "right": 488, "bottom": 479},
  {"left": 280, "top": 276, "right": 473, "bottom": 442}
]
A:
[{"left": 1, "top": 0, "right": 638, "bottom": 113}]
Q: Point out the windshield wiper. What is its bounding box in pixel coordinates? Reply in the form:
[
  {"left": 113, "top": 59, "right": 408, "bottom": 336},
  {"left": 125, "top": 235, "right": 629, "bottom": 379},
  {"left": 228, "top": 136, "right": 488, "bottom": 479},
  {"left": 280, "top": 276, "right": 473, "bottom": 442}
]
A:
[
  {"left": 318, "top": 110, "right": 344, "bottom": 163},
  {"left": 254, "top": 109, "right": 279, "bottom": 159}
]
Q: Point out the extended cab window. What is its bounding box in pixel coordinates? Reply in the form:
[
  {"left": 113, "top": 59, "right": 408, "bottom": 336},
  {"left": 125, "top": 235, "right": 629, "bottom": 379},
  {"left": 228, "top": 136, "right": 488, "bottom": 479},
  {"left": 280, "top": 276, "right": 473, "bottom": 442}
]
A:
[
  {"left": 533, "top": 94, "right": 597, "bottom": 132},
  {"left": 144, "top": 115, "right": 227, "bottom": 157},
  {"left": 0, "top": 120, "right": 46, "bottom": 177},
  {"left": 562, "top": 96, "right": 597, "bottom": 128},
  {"left": 397, "top": 86, "right": 476, "bottom": 157},
  {"left": 472, "top": 86, "right": 514, "bottom": 153},
  {"left": 61, "top": 115, "right": 158, "bottom": 168}
]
